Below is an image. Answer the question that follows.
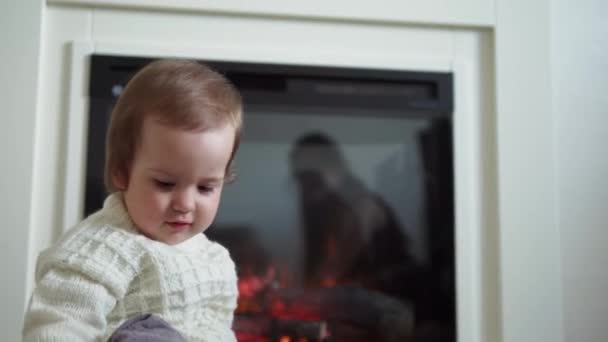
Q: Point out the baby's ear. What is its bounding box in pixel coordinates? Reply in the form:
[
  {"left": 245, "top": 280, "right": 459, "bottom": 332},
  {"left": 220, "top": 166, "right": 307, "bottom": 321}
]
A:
[{"left": 112, "top": 167, "right": 129, "bottom": 191}]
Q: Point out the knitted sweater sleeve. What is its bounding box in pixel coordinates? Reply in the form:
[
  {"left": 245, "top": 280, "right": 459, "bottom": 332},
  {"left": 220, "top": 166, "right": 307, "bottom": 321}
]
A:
[
  {"left": 23, "top": 264, "right": 118, "bottom": 341},
  {"left": 23, "top": 226, "right": 143, "bottom": 342}
]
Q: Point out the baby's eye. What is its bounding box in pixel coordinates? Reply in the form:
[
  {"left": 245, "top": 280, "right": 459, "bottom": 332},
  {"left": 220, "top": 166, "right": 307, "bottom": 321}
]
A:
[
  {"left": 197, "top": 185, "right": 215, "bottom": 194},
  {"left": 154, "top": 179, "right": 175, "bottom": 189}
]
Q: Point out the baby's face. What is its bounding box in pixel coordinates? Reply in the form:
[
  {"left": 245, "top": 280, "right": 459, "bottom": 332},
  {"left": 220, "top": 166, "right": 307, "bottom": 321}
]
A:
[{"left": 120, "top": 117, "right": 235, "bottom": 245}]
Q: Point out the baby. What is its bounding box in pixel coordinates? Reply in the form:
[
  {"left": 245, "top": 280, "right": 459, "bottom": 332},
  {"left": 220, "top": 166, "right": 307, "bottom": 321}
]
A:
[{"left": 23, "top": 59, "right": 243, "bottom": 341}]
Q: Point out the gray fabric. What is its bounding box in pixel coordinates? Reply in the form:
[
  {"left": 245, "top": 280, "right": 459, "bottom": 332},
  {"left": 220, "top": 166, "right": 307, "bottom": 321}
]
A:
[{"left": 107, "top": 314, "right": 187, "bottom": 342}]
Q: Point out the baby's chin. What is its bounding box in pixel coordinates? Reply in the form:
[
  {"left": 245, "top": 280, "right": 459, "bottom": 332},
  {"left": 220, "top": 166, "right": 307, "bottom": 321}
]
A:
[{"left": 157, "top": 231, "right": 196, "bottom": 246}]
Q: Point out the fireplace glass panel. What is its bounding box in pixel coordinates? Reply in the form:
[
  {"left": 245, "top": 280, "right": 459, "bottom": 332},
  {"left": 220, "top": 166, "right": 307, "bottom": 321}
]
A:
[{"left": 85, "top": 55, "right": 455, "bottom": 342}]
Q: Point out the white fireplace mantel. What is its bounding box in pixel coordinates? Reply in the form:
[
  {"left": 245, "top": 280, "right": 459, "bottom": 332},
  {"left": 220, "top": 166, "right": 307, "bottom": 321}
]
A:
[{"left": 48, "top": 0, "right": 495, "bottom": 27}]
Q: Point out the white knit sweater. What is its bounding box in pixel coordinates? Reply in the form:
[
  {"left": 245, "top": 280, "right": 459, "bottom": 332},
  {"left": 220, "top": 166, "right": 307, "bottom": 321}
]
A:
[{"left": 23, "top": 193, "right": 238, "bottom": 342}]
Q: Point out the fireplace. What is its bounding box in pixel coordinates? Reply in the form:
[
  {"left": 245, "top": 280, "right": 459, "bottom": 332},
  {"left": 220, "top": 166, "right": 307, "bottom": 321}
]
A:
[{"left": 85, "top": 54, "right": 455, "bottom": 342}]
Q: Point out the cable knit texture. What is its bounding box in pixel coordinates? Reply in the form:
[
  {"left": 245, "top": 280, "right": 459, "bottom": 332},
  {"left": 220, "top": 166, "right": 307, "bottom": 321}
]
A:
[{"left": 23, "top": 193, "right": 238, "bottom": 342}]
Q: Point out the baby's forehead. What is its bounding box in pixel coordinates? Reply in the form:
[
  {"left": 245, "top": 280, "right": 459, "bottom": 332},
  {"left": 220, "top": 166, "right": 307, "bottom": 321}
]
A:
[
  {"left": 142, "top": 112, "right": 232, "bottom": 135},
  {"left": 135, "top": 119, "right": 235, "bottom": 168}
]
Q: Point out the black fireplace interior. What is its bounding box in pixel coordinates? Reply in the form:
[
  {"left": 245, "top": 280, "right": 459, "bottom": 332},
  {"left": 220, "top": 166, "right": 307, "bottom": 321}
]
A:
[{"left": 86, "top": 55, "right": 455, "bottom": 342}]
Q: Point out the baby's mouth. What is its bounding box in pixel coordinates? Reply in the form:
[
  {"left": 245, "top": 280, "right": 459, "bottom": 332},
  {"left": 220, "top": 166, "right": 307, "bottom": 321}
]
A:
[{"left": 166, "top": 221, "right": 191, "bottom": 231}]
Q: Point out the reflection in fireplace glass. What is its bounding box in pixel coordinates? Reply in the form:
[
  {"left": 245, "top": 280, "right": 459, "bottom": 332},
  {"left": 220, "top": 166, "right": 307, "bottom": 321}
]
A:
[
  {"left": 209, "top": 112, "right": 454, "bottom": 342},
  {"left": 85, "top": 55, "right": 455, "bottom": 342}
]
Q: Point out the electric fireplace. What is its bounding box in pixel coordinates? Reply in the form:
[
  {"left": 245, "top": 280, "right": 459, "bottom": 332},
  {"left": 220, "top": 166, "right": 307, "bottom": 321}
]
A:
[{"left": 85, "top": 55, "right": 454, "bottom": 342}]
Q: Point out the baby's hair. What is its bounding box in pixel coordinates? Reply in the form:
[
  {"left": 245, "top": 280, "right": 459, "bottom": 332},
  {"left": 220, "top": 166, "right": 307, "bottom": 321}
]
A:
[{"left": 104, "top": 59, "right": 243, "bottom": 192}]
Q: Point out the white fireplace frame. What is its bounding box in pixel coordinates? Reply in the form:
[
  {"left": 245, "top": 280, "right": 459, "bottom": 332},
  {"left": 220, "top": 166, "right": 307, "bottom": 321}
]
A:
[{"left": 62, "top": 39, "right": 486, "bottom": 342}]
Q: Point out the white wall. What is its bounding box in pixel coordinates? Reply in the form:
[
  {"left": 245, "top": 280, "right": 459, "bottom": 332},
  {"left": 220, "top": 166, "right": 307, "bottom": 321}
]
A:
[
  {"left": 551, "top": 1, "right": 608, "bottom": 341},
  {"left": 494, "top": 1, "right": 563, "bottom": 340},
  {"left": 0, "top": 1, "right": 44, "bottom": 341}
]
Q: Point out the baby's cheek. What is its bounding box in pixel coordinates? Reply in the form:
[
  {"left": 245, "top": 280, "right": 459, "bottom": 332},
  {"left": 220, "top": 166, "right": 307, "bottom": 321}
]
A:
[
  {"left": 201, "top": 202, "right": 220, "bottom": 226},
  {"left": 148, "top": 192, "right": 168, "bottom": 212}
]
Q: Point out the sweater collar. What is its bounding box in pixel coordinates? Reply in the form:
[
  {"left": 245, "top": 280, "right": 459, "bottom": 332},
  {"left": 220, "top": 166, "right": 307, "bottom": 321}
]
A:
[{"left": 101, "top": 192, "right": 138, "bottom": 234}]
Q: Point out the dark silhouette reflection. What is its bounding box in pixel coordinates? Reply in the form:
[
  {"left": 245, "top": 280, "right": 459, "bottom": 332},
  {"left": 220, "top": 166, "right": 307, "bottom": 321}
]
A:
[
  {"left": 288, "top": 133, "right": 418, "bottom": 341},
  {"left": 288, "top": 132, "right": 455, "bottom": 342},
  {"left": 290, "top": 132, "right": 415, "bottom": 292}
]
